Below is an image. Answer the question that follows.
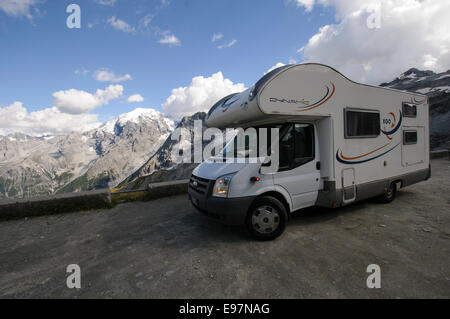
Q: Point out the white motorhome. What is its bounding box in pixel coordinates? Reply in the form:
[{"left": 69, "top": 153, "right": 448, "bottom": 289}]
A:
[{"left": 188, "top": 63, "right": 430, "bottom": 240}]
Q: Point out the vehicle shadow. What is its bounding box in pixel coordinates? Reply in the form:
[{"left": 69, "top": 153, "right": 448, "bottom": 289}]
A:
[
  {"left": 141, "top": 190, "right": 417, "bottom": 248},
  {"left": 288, "top": 199, "right": 368, "bottom": 226},
  {"left": 173, "top": 199, "right": 369, "bottom": 245},
  {"left": 288, "top": 189, "right": 415, "bottom": 227}
]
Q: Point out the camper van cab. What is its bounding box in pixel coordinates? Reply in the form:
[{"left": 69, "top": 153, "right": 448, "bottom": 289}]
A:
[{"left": 188, "top": 63, "right": 430, "bottom": 240}]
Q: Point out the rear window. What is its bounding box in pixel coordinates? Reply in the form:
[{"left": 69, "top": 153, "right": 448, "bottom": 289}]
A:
[{"left": 403, "top": 103, "right": 417, "bottom": 118}]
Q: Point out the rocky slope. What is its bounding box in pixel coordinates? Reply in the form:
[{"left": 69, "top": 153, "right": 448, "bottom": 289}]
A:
[
  {"left": 0, "top": 108, "right": 174, "bottom": 199},
  {"left": 380, "top": 68, "right": 450, "bottom": 149},
  {"left": 118, "top": 112, "right": 207, "bottom": 191}
]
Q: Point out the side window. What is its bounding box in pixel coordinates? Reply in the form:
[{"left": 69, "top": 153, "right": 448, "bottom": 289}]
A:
[
  {"left": 279, "top": 125, "right": 294, "bottom": 170},
  {"left": 278, "top": 124, "right": 315, "bottom": 171},
  {"left": 403, "top": 130, "right": 418, "bottom": 145},
  {"left": 294, "top": 124, "right": 314, "bottom": 163},
  {"left": 345, "top": 109, "right": 380, "bottom": 138},
  {"left": 403, "top": 103, "right": 417, "bottom": 118}
]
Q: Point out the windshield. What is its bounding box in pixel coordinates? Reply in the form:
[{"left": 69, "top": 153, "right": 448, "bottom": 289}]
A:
[
  {"left": 219, "top": 123, "right": 315, "bottom": 171},
  {"left": 220, "top": 125, "right": 285, "bottom": 159}
]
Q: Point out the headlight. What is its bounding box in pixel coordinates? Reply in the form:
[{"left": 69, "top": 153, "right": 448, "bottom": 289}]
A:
[{"left": 212, "top": 174, "right": 234, "bottom": 198}]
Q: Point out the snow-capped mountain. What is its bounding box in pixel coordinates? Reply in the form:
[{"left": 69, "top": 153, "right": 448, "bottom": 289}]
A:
[
  {"left": 380, "top": 68, "right": 450, "bottom": 149},
  {"left": 0, "top": 108, "right": 174, "bottom": 199}
]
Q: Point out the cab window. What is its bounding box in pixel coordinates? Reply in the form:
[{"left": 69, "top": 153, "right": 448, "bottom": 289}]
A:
[{"left": 279, "top": 124, "right": 315, "bottom": 171}]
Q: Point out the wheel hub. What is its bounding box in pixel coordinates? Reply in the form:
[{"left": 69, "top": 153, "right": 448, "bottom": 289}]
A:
[{"left": 252, "top": 205, "right": 280, "bottom": 234}]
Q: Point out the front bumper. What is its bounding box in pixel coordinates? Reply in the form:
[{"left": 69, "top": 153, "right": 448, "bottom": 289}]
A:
[{"left": 188, "top": 176, "right": 255, "bottom": 225}]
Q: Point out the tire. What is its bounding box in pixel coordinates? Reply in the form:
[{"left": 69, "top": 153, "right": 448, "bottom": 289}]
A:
[
  {"left": 378, "top": 182, "right": 397, "bottom": 203},
  {"left": 246, "top": 196, "right": 288, "bottom": 241}
]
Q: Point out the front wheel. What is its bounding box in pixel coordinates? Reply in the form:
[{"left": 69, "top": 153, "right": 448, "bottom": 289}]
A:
[
  {"left": 246, "top": 196, "right": 288, "bottom": 241},
  {"left": 378, "top": 182, "right": 397, "bottom": 203}
]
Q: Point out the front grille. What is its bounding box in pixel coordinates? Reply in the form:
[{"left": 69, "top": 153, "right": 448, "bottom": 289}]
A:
[{"left": 189, "top": 175, "right": 211, "bottom": 195}]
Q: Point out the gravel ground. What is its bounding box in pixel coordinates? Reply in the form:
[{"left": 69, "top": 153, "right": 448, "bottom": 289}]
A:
[{"left": 0, "top": 158, "right": 449, "bottom": 299}]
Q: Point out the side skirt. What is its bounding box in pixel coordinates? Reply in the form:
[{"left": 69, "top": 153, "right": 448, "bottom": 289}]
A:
[{"left": 315, "top": 167, "right": 430, "bottom": 208}]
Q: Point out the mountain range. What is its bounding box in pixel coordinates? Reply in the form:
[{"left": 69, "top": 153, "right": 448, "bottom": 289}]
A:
[
  {"left": 0, "top": 108, "right": 173, "bottom": 199},
  {"left": 1, "top": 68, "right": 449, "bottom": 199}
]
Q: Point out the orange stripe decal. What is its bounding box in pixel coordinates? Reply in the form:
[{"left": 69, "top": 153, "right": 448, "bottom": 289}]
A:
[
  {"left": 340, "top": 143, "right": 391, "bottom": 161},
  {"left": 297, "top": 82, "right": 336, "bottom": 112},
  {"left": 389, "top": 112, "right": 396, "bottom": 128}
]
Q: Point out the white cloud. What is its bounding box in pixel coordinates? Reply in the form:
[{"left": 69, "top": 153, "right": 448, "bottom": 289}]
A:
[
  {"left": 93, "top": 69, "right": 132, "bottom": 83},
  {"left": 266, "top": 62, "right": 286, "bottom": 74},
  {"left": 212, "top": 33, "right": 224, "bottom": 42},
  {"left": 162, "top": 72, "right": 246, "bottom": 119},
  {"left": 127, "top": 94, "right": 144, "bottom": 103},
  {"left": 294, "top": 0, "right": 316, "bottom": 12},
  {"left": 0, "top": 102, "right": 101, "bottom": 136},
  {"left": 218, "top": 39, "right": 237, "bottom": 49},
  {"left": 74, "top": 69, "right": 89, "bottom": 76},
  {"left": 160, "top": 0, "right": 170, "bottom": 7},
  {"left": 0, "top": 0, "right": 39, "bottom": 19},
  {"left": 52, "top": 85, "right": 124, "bottom": 115},
  {"left": 297, "top": 0, "right": 450, "bottom": 84},
  {"left": 139, "top": 14, "right": 153, "bottom": 29},
  {"left": 423, "top": 54, "right": 438, "bottom": 69},
  {"left": 95, "top": 0, "right": 117, "bottom": 6},
  {"left": 107, "top": 16, "right": 135, "bottom": 33},
  {"left": 158, "top": 31, "right": 181, "bottom": 45}
]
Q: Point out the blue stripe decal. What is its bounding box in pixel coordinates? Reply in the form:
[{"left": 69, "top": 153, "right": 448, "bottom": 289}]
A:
[
  {"left": 336, "top": 143, "right": 401, "bottom": 165},
  {"left": 304, "top": 85, "right": 330, "bottom": 108}
]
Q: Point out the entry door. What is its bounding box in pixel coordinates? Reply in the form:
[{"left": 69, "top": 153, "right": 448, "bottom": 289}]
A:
[
  {"left": 272, "top": 124, "right": 321, "bottom": 211},
  {"left": 342, "top": 168, "right": 356, "bottom": 203}
]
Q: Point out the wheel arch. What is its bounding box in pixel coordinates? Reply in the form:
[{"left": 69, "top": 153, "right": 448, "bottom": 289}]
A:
[
  {"left": 252, "top": 191, "right": 292, "bottom": 218},
  {"left": 390, "top": 178, "right": 403, "bottom": 189}
]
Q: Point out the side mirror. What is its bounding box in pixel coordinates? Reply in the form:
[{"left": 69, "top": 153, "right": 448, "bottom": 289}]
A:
[{"left": 262, "top": 160, "right": 272, "bottom": 167}]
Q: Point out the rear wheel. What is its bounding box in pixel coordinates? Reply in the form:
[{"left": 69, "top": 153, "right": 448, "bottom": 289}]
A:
[
  {"left": 378, "top": 182, "right": 397, "bottom": 203},
  {"left": 246, "top": 196, "right": 288, "bottom": 241}
]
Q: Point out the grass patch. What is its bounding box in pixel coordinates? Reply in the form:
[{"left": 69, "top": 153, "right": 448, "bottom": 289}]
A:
[{"left": 110, "top": 191, "right": 149, "bottom": 206}]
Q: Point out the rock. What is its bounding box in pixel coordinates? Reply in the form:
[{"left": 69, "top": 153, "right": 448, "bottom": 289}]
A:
[{"left": 118, "top": 112, "right": 208, "bottom": 190}]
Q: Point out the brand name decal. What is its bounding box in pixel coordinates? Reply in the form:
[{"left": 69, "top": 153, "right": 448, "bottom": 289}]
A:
[
  {"left": 269, "top": 98, "right": 310, "bottom": 105},
  {"left": 268, "top": 82, "right": 336, "bottom": 112}
]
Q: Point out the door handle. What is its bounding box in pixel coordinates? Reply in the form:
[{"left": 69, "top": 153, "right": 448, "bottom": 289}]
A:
[{"left": 316, "top": 162, "right": 321, "bottom": 170}]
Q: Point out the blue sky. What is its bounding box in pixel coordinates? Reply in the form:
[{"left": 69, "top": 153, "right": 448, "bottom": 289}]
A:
[
  {"left": 0, "top": 0, "right": 333, "bottom": 122},
  {"left": 0, "top": 0, "right": 448, "bottom": 135}
]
